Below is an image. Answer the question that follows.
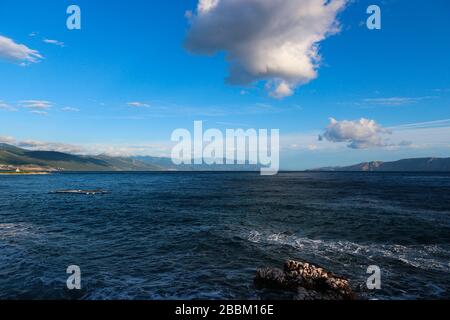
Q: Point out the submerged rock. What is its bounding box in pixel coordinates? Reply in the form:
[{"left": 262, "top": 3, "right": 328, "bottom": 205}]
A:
[
  {"left": 52, "top": 189, "right": 109, "bottom": 195},
  {"left": 255, "top": 260, "right": 356, "bottom": 300}
]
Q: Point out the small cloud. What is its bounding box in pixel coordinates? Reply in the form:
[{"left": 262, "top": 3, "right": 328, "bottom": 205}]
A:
[
  {"left": 43, "top": 39, "right": 65, "bottom": 47},
  {"left": 20, "top": 100, "right": 52, "bottom": 110},
  {"left": 319, "top": 117, "right": 406, "bottom": 149},
  {"left": 0, "top": 100, "right": 17, "bottom": 111},
  {"left": 391, "top": 119, "right": 450, "bottom": 130},
  {"left": 433, "top": 88, "right": 450, "bottom": 93},
  {"left": 29, "top": 32, "right": 39, "bottom": 37},
  {"left": 62, "top": 107, "right": 80, "bottom": 112},
  {"left": 30, "top": 110, "right": 48, "bottom": 116},
  {"left": 362, "top": 96, "right": 434, "bottom": 107},
  {"left": 0, "top": 35, "right": 43, "bottom": 65},
  {"left": 16, "top": 140, "right": 82, "bottom": 153},
  {"left": 267, "top": 80, "right": 294, "bottom": 99},
  {"left": 127, "top": 102, "right": 150, "bottom": 108},
  {"left": 0, "top": 136, "right": 16, "bottom": 144}
]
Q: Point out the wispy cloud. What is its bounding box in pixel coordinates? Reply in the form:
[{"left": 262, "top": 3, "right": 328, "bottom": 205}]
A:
[
  {"left": 119, "top": 100, "right": 300, "bottom": 118},
  {"left": 361, "top": 96, "right": 435, "bottom": 107},
  {"left": 390, "top": 119, "right": 450, "bottom": 130},
  {"left": 20, "top": 100, "right": 52, "bottom": 110},
  {"left": 0, "top": 136, "right": 16, "bottom": 144},
  {"left": 433, "top": 88, "right": 450, "bottom": 93},
  {"left": 30, "top": 110, "right": 48, "bottom": 116},
  {"left": 61, "top": 107, "right": 80, "bottom": 112},
  {"left": 0, "top": 35, "right": 43, "bottom": 65},
  {"left": 0, "top": 100, "right": 17, "bottom": 111},
  {"left": 1, "top": 135, "right": 172, "bottom": 157},
  {"left": 16, "top": 140, "right": 82, "bottom": 153},
  {"left": 43, "top": 39, "right": 65, "bottom": 47},
  {"left": 127, "top": 102, "right": 150, "bottom": 108}
]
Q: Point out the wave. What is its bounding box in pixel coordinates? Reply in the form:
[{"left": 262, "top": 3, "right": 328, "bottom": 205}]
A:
[
  {"left": 245, "top": 230, "right": 450, "bottom": 273},
  {"left": 0, "top": 223, "right": 37, "bottom": 240}
]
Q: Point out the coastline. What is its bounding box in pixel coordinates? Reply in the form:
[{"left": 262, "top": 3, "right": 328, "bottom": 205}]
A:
[{"left": 0, "top": 172, "right": 50, "bottom": 175}]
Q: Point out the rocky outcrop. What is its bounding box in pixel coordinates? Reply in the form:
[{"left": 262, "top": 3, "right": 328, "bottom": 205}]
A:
[{"left": 255, "top": 260, "right": 356, "bottom": 300}]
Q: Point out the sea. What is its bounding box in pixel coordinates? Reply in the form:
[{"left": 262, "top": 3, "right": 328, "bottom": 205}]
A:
[{"left": 0, "top": 172, "right": 449, "bottom": 300}]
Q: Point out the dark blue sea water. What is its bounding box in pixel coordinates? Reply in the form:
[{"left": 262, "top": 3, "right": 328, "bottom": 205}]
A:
[{"left": 0, "top": 172, "right": 449, "bottom": 300}]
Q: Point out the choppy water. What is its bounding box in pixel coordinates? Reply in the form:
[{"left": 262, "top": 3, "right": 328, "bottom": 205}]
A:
[{"left": 0, "top": 172, "right": 449, "bottom": 300}]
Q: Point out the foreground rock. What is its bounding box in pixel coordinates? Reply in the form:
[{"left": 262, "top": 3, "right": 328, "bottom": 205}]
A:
[{"left": 255, "top": 260, "right": 356, "bottom": 300}]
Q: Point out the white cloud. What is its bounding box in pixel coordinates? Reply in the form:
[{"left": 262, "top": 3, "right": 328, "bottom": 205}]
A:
[
  {"left": 0, "top": 136, "right": 16, "bottom": 144},
  {"left": 362, "top": 96, "right": 434, "bottom": 106},
  {"left": 43, "top": 39, "right": 65, "bottom": 47},
  {"left": 1, "top": 135, "right": 173, "bottom": 157},
  {"left": 127, "top": 102, "right": 150, "bottom": 108},
  {"left": 30, "top": 110, "right": 48, "bottom": 116},
  {"left": 268, "top": 80, "right": 294, "bottom": 99},
  {"left": 20, "top": 100, "right": 52, "bottom": 110},
  {"left": 0, "top": 35, "right": 43, "bottom": 65},
  {"left": 0, "top": 136, "right": 84, "bottom": 154},
  {"left": 320, "top": 118, "right": 401, "bottom": 149},
  {"left": 389, "top": 125, "right": 450, "bottom": 150},
  {"left": 16, "top": 140, "right": 83, "bottom": 153},
  {"left": 0, "top": 100, "right": 17, "bottom": 111},
  {"left": 62, "top": 107, "right": 80, "bottom": 112},
  {"left": 185, "top": 0, "right": 347, "bottom": 98},
  {"left": 433, "top": 88, "right": 450, "bottom": 93},
  {"left": 391, "top": 119, "right": 450, "bottom": 130}
]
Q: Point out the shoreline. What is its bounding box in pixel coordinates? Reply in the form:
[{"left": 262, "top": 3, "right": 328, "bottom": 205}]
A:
[{"left": 0, "top": 172, "right": 51, "bottom": 175}]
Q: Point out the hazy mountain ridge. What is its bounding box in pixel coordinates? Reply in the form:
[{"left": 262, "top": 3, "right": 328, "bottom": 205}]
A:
[
  {"left": 0, "top": 143, "right": 163, "bottom": 171},
  {"left": 0, "top": 144, "right": 260, "bottom": 172},
  {"left": 3, "top": 143, "right": 449, "bottom": 172},
  {"left": 313, "top": 157, "right": 450, "bottom": 172}
]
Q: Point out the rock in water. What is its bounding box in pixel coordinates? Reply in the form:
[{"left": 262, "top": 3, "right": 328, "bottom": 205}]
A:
[
  {"left": 53, "top": 189, "right": 109, "bottom": 195},
  {"left": 255, "top": 260, "right": 356, "bottom": 300}
]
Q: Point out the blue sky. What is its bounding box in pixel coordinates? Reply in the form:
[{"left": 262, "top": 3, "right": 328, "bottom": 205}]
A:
[{"left": 0, "top": 0, "right": 449, "bottom": 169}]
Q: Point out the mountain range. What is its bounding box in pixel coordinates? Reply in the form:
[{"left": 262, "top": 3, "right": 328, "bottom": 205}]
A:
[
  {"left": 1, "top": 143, "right": 450, "bottom": 172},
  {"left": 0, "top": 143, "right": 259, "bottom": 172},
  {"left": 0, "top": 143, "right": 163, "bottom": 171},
  {"left": 313, "top": 157, "right": 450, "bottom": 172}
]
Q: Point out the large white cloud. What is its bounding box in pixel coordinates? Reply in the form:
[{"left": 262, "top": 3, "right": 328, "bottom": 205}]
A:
[
  {"left": 319, "top": 118, "right": 404, "bottom": 149},
  {"left": 185, "top": 0, "right": 347, "bottom": 98},
  {"left": 0, "top": 35, "right": 42, "bottom": 65}
]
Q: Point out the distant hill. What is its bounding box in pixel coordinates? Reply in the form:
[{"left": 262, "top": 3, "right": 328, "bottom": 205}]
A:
[
  {"left": 313, "top": 157, "right": 450, "bottom": 172},
  {"left": 0, "top": 143, "right": 261, "bottom": 172},
  {"left": 0, "top": 143, "right": 163, "bottom": 172}
]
